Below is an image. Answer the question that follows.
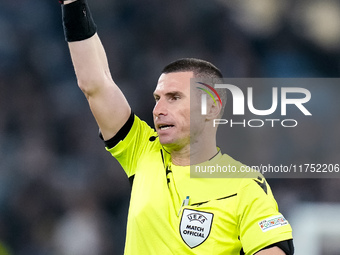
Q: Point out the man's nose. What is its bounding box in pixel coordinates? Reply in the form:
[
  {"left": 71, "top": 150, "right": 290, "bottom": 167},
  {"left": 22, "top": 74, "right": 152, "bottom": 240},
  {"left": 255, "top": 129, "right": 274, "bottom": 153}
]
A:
[{"left": 153, "top": 99, "right": 168, "bottom": 117}]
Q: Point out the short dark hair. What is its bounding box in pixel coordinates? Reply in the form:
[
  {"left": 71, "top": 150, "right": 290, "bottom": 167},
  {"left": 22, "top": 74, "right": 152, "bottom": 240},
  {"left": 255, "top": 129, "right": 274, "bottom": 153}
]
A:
[
  {"left": 162, "top": 58, "right": 223, "bottom": 79},
  {"left": 162, "top": 58, "right": 226, "bottom": 117}
]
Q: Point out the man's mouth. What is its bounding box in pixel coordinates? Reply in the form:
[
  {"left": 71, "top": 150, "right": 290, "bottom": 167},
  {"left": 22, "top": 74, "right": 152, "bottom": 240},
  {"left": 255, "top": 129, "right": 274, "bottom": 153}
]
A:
[{"left": 158, "top": 124, "right": 174, "bottom": 131}]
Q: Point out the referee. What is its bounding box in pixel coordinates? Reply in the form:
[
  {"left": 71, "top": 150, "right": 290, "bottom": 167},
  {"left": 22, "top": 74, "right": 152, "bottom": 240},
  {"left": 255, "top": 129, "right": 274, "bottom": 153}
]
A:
[{"left": 59, "top": 0, "right": 294, "bottom": 254}]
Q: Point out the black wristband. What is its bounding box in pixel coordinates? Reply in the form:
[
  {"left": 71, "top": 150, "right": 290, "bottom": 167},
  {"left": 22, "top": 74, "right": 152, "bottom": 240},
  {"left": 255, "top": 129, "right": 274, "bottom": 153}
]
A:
[{"left": 61, "top": 0, "right": 97, "bottom": 42}]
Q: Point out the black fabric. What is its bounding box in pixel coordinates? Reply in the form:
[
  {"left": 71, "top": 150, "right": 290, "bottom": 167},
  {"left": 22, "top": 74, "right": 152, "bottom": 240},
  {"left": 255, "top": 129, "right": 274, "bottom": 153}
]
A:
[
  {"left": 257, "top": 239, "right": 294, "bottom": 255},
  {"left": 99, "top": 112, "right": 135, "bottom": 149},
  {"left": 254, "top": 177, "right": 268, "bottom": 195},
  {"left": 128, "top": 175, "right": 135, "bottom": 187},
  {"left": 61, "top": 0, "right": 97, "bottom": 42},
  {"left": 238, "top": 236, "right": 245, "bottom": 255}
]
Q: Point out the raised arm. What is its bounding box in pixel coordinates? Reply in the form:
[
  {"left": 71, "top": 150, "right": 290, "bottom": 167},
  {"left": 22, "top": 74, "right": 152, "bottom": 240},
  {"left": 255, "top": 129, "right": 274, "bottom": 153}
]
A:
[{"left": 62, "top": 0, "right": 131, "bottom": 141}]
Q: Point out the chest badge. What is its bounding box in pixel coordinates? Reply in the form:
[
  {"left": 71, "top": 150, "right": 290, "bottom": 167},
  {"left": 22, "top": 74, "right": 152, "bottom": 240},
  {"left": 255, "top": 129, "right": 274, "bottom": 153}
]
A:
[{"left": 179, "top": 209, "right": 214, "bottom": 248}]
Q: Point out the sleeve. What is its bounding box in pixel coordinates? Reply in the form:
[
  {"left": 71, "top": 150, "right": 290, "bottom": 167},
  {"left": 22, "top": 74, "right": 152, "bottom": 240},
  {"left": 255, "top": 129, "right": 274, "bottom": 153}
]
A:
[
  {"left": 105, "top": 115, "right": 157, "bottom": 177},
  {"left": 236, "top": 177, "right": 293, "bottom": 255}
]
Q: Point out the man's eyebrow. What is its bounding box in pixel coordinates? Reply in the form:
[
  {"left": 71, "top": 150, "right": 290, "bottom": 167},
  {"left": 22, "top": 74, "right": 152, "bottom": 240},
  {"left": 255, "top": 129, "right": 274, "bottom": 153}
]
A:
[
  {"left": 166, "top": 91, "right": 185, "bottom": 97},
  {"left": 153, "top": 91, "right": 185, "bottom": 97}
]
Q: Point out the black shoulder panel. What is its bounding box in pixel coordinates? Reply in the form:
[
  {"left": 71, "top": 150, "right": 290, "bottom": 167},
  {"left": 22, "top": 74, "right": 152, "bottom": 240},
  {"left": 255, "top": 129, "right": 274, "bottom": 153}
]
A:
[{"left": 254, "top": 176, "right": 268, "bottom": 194}]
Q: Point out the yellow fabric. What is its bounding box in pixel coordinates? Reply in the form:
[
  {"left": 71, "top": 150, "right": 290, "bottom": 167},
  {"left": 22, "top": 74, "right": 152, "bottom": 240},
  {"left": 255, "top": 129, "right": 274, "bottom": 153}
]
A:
[{"left": 107, "top": 116, "right": 293, "bottom": 255}]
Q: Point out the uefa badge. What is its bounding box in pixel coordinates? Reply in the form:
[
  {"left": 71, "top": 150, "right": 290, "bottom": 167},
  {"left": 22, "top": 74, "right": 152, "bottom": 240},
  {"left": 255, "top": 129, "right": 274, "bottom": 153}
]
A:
[{"left": 179, "top": 209, "right": 214, "bottom": 248}]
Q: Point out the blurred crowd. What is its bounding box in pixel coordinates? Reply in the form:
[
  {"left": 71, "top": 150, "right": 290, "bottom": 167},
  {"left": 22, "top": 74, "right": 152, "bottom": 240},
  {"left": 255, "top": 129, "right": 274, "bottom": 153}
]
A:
[{"left": 0, "top": 0, "right": 339, "bottom": 254}]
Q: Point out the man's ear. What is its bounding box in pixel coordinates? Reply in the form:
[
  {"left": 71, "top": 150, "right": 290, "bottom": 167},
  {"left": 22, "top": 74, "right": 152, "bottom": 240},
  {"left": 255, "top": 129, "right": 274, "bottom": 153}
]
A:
[{"left": 205, "top": 99, "right": 222, "bottom": 121}]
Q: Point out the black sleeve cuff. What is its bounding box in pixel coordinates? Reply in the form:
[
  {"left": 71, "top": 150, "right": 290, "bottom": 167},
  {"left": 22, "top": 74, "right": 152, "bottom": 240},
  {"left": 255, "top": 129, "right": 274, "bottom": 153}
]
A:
[
  {"left": 257, "top": 239, "right": 294, "bottom": 255},
  {"left": 99, "top": 112, "right": 135, "bottom": 149}
]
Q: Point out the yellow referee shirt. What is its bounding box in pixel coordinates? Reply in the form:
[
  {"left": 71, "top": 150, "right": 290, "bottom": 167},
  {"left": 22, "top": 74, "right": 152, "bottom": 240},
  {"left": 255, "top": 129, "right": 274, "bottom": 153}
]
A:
[{"left": 106, "top": 115, "right": 293, "bottom": 255}]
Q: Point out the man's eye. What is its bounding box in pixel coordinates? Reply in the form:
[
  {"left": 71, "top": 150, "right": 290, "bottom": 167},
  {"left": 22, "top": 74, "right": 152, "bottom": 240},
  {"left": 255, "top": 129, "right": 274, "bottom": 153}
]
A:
[{"left": 171, "top": 96, "right": 180, "bottom": 101}]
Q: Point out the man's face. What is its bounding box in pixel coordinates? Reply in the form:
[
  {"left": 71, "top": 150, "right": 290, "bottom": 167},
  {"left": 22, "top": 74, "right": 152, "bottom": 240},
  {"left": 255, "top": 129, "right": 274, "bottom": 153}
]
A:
[{"left": 153, "top": 71, "right": 201, "bottom": 149}]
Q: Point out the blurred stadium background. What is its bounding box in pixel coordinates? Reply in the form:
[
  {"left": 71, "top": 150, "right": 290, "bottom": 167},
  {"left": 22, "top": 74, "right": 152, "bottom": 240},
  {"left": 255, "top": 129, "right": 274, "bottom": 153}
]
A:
[{"left": 0, "top": 0, "right": 339, "bottom": 254}]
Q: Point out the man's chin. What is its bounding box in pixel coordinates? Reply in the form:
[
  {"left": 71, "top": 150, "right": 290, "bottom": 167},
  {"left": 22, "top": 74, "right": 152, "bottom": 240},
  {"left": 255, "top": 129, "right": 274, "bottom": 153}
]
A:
[
  {"left": 159, "top": 136, "right": 188, "bottom": 153},
  {"left": 158, "top": 136, "right": 174, "bottom": 146},
  {"left": 158, "top": 136, "right": 179, "bottom": 149}
]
